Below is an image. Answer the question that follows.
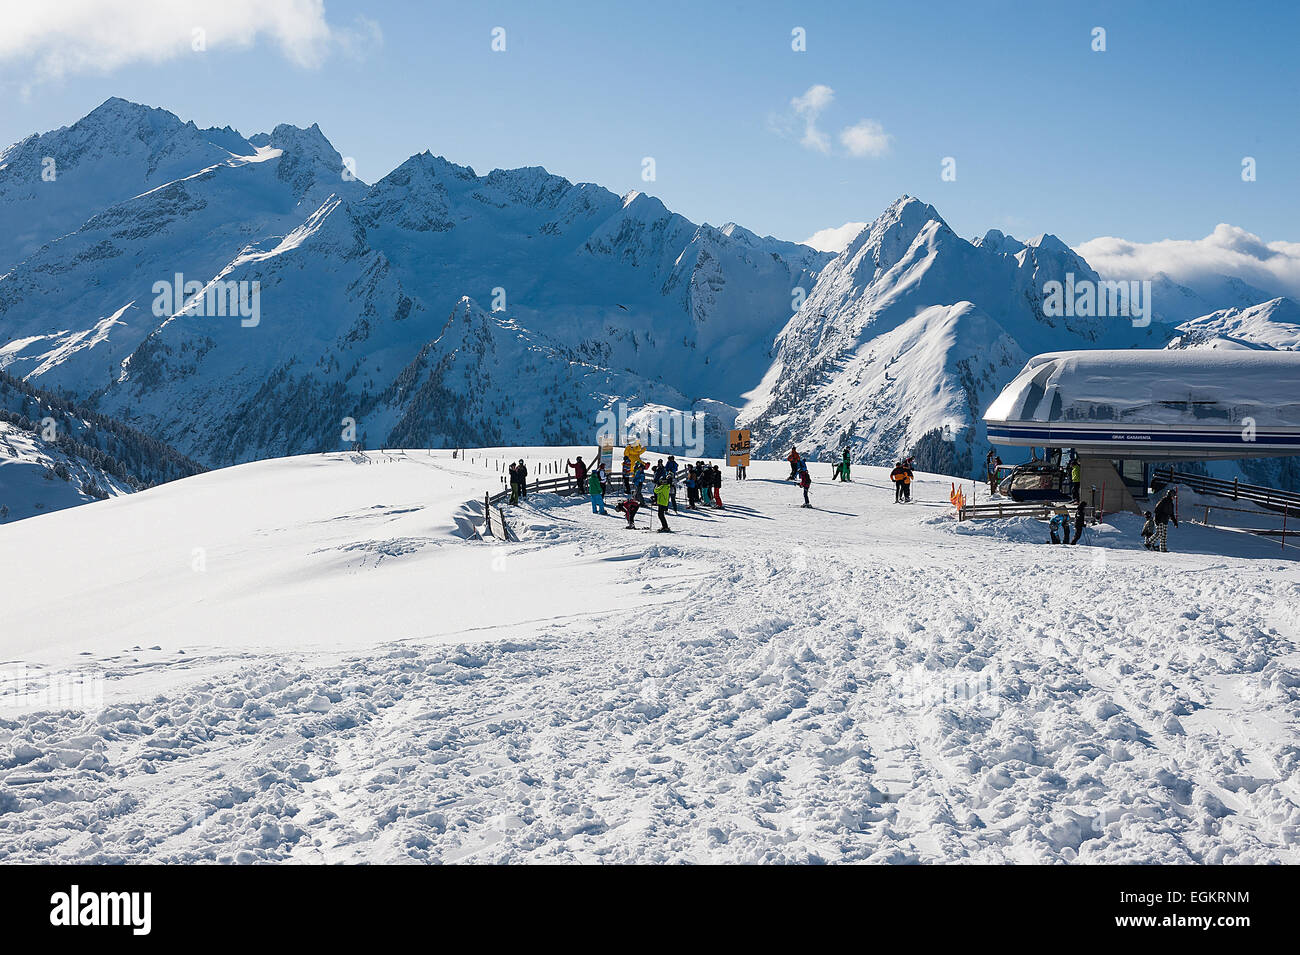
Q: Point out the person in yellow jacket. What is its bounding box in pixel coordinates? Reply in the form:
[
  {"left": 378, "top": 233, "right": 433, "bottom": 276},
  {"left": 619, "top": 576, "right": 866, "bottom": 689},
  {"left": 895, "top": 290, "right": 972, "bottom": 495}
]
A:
[{"left": 653, "top": 480, "right": 673, "bottom": 532}]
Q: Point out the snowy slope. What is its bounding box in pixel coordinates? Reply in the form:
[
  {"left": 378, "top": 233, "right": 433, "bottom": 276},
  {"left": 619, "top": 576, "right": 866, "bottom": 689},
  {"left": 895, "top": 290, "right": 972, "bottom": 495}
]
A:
[
  {"left": 1, "top": 450, "right": 1297, "bottom": 863},
  {"left": 0, "top": 420, "right": 134, "bottom": 521}
]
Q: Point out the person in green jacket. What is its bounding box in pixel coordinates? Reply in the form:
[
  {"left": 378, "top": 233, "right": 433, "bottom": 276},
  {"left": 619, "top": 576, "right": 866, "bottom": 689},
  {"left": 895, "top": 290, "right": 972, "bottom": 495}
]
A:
[
  {"left": 653, "top": 480, "right": 672, "bottom": 532},
  {"left": 840, "top": 447, "right": 851, "bottom": 482},
  {"left": 588, "top": 471, "right": 606, "bottom": 514}
]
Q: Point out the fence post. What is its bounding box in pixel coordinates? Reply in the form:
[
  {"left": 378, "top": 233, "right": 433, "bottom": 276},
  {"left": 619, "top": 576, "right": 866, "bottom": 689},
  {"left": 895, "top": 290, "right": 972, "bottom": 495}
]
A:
[
  {"left": 1233, "top": 477, "right": 1239, "bottom": 501},
  {"left": 1283, "top": 505, "right": 1289, "bottom": 550}
]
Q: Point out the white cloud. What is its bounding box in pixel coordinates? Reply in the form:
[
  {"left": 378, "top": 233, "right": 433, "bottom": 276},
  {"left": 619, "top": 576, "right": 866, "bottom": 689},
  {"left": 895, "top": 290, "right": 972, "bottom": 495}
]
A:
[
  {"left": 801, "top": 221, "right": 868, "bottom": 253},
  {"left": 0, "top": 0, "right": 369, "bottom": 81},
  {"left": 790, "top": 84, "right": 834, "bottom": 154},
  {"left": 773, "top": 86, "right": 893, "bottom": 160},
  {"left": 1076, "top": 224, "right": 1300, "bottom": 299},
  {"left": 839, "top": 119, "right": 891, "bottom": 158}
]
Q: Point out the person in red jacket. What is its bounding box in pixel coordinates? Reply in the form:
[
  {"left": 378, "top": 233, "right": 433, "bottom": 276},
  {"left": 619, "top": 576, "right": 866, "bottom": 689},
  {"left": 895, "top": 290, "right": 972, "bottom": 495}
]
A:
[
  {"left": 786, "top": 446, "right": 801, "bottom": 480},
  {"left": 566, "top": 455, "right": 591, "bottom": 492},
  {"left": 798, "top": 459, "right": 812, "bottom": 507}
]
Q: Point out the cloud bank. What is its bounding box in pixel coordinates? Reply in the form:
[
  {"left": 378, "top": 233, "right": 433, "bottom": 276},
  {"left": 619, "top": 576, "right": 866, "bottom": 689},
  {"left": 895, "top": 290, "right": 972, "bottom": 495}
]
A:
[{"left": 1076, "top": 224, "right": 1300, "bottom": 300}]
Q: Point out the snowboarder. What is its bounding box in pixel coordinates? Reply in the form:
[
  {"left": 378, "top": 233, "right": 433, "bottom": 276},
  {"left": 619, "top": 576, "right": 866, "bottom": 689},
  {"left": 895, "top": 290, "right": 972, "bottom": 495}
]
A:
[
  {"left": 654, "top": 480, "right": 672, "bottom": 532},
  {"left": 588, "top": 470, "right": 606, "bottom": 514},
  {"left": 1153, "top": 487, "right": 1178, "bottom": 552},
  {"left": 615, "top": 496, "right": 642, "bottom": 528},
  {"left": 1141, "top": 511, "right": 1156, "bottom": 550},
  {"left": 798, "top": 460, "right": 812, "bottom": 507},
  {"left": 1049, "top": 507, "right": 1070, "bottom": 545},
  {"left": 786, "top": 446, "right": 801, "bottom": 480}
]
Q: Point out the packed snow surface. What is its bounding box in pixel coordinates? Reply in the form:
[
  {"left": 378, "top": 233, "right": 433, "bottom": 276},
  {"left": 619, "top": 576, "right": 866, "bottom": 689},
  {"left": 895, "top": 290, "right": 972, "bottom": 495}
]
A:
[{"left": 2, "top": 449, "right": 1299, "bottom": 863}]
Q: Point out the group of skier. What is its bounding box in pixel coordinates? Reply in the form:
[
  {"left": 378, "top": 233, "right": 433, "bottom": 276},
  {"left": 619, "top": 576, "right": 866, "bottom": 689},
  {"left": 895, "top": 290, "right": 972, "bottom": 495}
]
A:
[
  {"left": 784, "top": 447, "right": 814, "bottom": 507},
  {"left": 562, "top": 440, "right": 1181, "bottom": 554},
  {"left": 506, "top": 459, "right": 529, "bottom": 504},
  {"left": 1141, "top": 488, "right": 1179, "bottom": 552},
  {"left": 889, "top": 458, "right": 915, "bottom": 503}
]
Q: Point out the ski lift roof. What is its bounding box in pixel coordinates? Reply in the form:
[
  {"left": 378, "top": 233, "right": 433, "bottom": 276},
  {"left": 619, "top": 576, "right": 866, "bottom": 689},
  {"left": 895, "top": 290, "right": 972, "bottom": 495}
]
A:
[{"left": 983, "top": 349, "right": 1300, "bottom": 460}]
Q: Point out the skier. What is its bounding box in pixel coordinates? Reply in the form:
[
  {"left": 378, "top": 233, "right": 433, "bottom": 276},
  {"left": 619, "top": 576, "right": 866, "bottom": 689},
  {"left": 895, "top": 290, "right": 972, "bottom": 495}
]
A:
[
  {"left": 1069, "top": 499, "right": 1087, "bottom": 545},
  {"left": 986, "top": 448, "right": 1002, "bottom": 495},
  {"left": 711, "top": 465, "right": 725, "bottom": 508},
  {"left": 1153, "top": 487, "right": 1178, "bottom": 552},
  {"left": 787, "top": 446, "right": 801, "bottom": 480},
  {"left": 840, "top": 447, "right": 851, "bottom": 482},
  {"left": 890, "top": 462, "right": 907, "bottom": 503},
  {"left": 567, "top": 455, "right": 590, "bottom": 492},
  {"left": 685, "top": 464, "right": 698, "bottom": 509},
  {"left": 1049, "top": 507, "right": 1070, "bottom": 545},
  {"left": 1069, "top": 455, "right": 1081, "bottom": 502},
  {"left": 615, "top": 496, "right": 642, "bottom": 528},
  {"left": 595, "top": 461, "right": 609, "bottom": 496},
  {"left": 587, "top": 470, "right": 606, "bottom": 514},
  {"left": 1141, "top": 511, "right": 1156, "bottom": 550},
  {"left": 654, "top": 480, "right": 672, "bottom": 532},
  {"left": 798, "top": 459, "right": 812, "bottom": 507},
  {"left": 901, "top": 458, "right": 915, "bottom": 502},
  {"left": 517, "top": 460, "right": 528, "bottom": 498},
  {"left": 621, "top": 455, "right": 632, "bottom": 495},
  {"left": 633, "top": 460, "right": 646, "bottom": 501},
  {"left": 508, "top": 462, "right": 520, "bottom": 505},
  {"left": 665, "top": 456, "right": 680, "bottom": 513}
]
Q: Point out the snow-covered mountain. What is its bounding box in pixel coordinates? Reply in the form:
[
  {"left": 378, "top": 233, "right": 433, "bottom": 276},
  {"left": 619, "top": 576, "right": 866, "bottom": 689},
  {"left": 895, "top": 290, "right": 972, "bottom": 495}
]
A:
[
  {"left": 738, "top": 197, "right": 1174, "bottom": 474},
  {"left": 1168, "top": 297, "right": 1300, "bottom": 351},
  {"left": 3, "top": 99, "right": 1299, "bottom": 490},
  {"left": 0, "top": 368, "right": 204, "bottom": 520},
  {"left": 0, "top": 99, "right": 828, "bottom": 467}
]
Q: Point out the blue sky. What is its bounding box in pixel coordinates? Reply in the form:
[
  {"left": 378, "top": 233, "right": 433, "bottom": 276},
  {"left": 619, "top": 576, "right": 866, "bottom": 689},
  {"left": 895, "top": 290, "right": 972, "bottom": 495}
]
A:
[{"left": 2, "top": 0, "right": 1297, "bottom": 250}]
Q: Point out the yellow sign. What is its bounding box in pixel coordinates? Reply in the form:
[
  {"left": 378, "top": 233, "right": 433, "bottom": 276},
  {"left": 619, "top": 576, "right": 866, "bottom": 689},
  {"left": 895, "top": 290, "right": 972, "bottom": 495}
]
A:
[{"left": 728, "top": 429, "right": 751, "bottom": 467}]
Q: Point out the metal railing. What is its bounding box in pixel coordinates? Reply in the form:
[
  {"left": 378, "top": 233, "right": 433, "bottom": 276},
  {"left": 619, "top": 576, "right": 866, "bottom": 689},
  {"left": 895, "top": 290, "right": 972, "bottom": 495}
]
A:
[
  {"left": 958, "top": 501, "right": 1095, "bottom": 522},
  {"left": 1152, "top": 467, "right": 1300, "bottom": 512}
]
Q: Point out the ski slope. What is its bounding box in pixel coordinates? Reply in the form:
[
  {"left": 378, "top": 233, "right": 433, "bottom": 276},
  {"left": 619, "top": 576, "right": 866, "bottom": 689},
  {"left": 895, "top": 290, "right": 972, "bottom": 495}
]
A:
[{"left": 2, "top": 449, "right": 1299, "bottom": 863}]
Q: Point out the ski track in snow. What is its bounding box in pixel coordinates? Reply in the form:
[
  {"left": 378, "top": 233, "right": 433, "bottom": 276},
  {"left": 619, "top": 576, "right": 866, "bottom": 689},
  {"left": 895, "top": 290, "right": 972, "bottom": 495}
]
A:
[{"left": 2, "top": 457, "right": 1300, "bottom": 863}]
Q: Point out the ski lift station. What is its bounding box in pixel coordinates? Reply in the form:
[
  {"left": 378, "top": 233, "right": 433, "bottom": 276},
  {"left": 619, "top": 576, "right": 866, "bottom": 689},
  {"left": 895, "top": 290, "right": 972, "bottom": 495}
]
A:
[{"left": 983, "top": 349, "right": 1300, "bottom": 512}]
